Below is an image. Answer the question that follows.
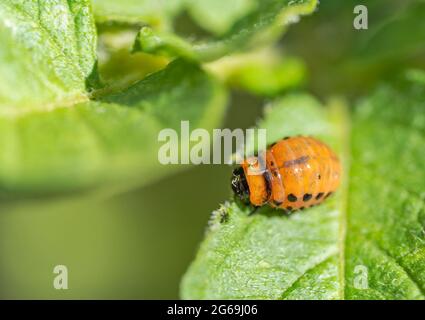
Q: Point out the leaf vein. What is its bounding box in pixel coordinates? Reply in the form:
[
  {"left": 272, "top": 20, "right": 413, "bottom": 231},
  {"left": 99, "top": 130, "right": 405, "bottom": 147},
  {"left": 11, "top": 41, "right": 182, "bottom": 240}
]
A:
[{"left": 280, "top": 252, "right": 338, "bottom": 299}]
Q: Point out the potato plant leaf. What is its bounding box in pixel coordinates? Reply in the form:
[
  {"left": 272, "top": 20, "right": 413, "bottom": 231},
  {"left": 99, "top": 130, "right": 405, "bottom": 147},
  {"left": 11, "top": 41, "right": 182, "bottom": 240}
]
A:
[
  {"left": 186, "top": 0, "right": 256, "bottom": 36},
  {"left": 0, "top": 0, "right": 97, "bottom": 113},
  {"left": 133, "top": 0, "right": 318, "bottom": 62},
  {"left": 91, "top": 0, "right": 184, "bottom": 29},
  {"left": 92, "top": 0, "right": 251, "bottom": 35},
  {"left": 206, "top": 50, "right": 307, "bottom": 97},
  {"left": 181, "top": 83, "right": 425, "bottom": 299},
  {"left": 0, "top": 1, "right": 227, "bottom": 193}
]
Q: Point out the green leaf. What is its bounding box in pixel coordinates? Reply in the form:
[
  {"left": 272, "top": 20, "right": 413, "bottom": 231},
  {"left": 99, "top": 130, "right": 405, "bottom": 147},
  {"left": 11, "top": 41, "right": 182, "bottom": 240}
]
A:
[
  {"left": 0, "top": 60, "right": 227, "bottom": 193},
  {"left": 283, "top": 0, "right": 425, "bottom": 96},
  {"left": 0, "top": 0, "right": 97, "bottom": 113},
  {"left": 345, "top": 84, "right": 425, "bottom": 300},
  {"left": 97, "top": 28, "right": 169, "bottom": 93},
  {"left": 206, "top": 49, "right": 307, "bottom": 96},
  {"left": 133, "top": 0, "right": 318, "bottom": 62},
  {"left": 91, "top": 0, "right": 184, "bottom": 29},
  {"left": 0, "top": 2, "right": 227, "bottom": 193},
  {"left": 342, "top": 2, "right": 425, "bottom": 91},
  {"left": 181, "top": 84, "right": 425, "bottom": 299},
  {"left": 406, "top": 69, "right": 425, "bottom": 87}
]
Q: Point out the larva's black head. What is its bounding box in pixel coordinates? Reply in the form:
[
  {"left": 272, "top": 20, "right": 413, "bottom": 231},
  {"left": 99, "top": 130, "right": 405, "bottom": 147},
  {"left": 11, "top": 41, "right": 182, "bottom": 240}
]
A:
[{"left": 231, "top": 167, "right": 250, "bottom": 203}]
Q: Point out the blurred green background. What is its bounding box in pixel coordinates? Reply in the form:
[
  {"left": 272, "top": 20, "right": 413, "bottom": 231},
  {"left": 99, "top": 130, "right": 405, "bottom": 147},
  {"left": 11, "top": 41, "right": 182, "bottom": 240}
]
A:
[
  {"left": 0, "top": 0, "right": 423, "bottom": 299},
  {"left": 0, "top": 92, "right": 262, "bottom": 299}
]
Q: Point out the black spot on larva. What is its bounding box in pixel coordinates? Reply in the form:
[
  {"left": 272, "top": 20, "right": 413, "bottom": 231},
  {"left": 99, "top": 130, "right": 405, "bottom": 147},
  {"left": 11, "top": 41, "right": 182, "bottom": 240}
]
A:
[
  {"left": 303, "top": 193, "right": 312, "bottom": 202},
  {"left": 316, "top": 192, "right": 324, "bottom": 200},
  {"left": 283, "top": 136, "right": 290, "bottom": 140},
  {"left": 269, "top": 142, "right": 277, "bottom": 147},
  {"left": 272, "top": 170, "right": 279, "bottom": 177},
  {"left": 287, "top": 194, "right": 297, "bottom": 202},
  {"left": 318, "top": 174, "right": 321, "bottom": 180},
  {"left": 299, "top": 206, "right": 305, "bottom": 211},
  {"left": 274, "top": 200, "right": 283, "bottom": 206},
  {"left": 270, "top": 161, "right": 275, "bottom": 166},
  {"left": 286, "top": 206, "right": 293, "bottom": 212},
  {"left": 325, "top": 192, "right": 333, "bottom": 199}
]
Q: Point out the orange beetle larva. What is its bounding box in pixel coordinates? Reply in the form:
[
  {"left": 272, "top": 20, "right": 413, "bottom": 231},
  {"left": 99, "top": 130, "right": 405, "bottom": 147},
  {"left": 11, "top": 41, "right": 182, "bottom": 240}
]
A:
[{"left": 231, "top": 136, "right": 341, "bottom": 212}]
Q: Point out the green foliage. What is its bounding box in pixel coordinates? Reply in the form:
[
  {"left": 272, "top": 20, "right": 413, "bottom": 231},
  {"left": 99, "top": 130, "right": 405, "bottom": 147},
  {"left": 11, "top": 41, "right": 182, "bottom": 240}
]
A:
[
  {"left": 204, "top": 48, "right": 307, "bottom": 97},
  {"left": 97, "top": 29, "right": 169, "bottom": 92},
  {"left": 346, "top": 83, "right": 425, "bottom": 299},
  {"left": 181, "top": 83, "right": 425, "bottom": 299},
  {"left": 226, "top": 56, "right": 306, "bottom": 96},
  {"left": 284, "top": 0, "right": 425, "bottom": 96},
  {"left": 0, "top": 0, "right": 321, "bottom": 193},
  {"left": 342, "top": 2, "right": 425, "bottom": 94},
  {"left": 353, "top": 2, "right": 425, "bottom": 63},
  {"left": 0, "top": 1, "right": 227, "bottom": 193},
  {"left": 0, "top": 0, "right": 97, "bottom": 113},
  {"left": 1, "top": 0, "right": 424, "bottom": 300},
  {"left": 92, "top": 0, "right": 184, "bottom": 28},
  {"left": 186, "top": 0, "right": 256, "bottom": 36},
  {"left": 93, "top": 0, "right": 317, "bottom": 41},
  {"left": 133, "top": 0, "right": 318, "bottom": 62},
  {"left": 0, "top": 60, "right": 226, "bottom": 193}
]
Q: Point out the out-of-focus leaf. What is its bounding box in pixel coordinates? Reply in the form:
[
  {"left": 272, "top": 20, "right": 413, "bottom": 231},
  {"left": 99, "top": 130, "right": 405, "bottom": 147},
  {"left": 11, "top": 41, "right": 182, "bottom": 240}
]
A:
[
  {"left": 181, "top": 94, "right": 345, "bottom": 299},
  {"left": 97, "top": 29, "right": 169, "bottom": 93},
  {"left": 186, "top": 0, "right": 256, "bottom": 36},
  {"left": 133, "top": 0, "right": 318, "bottom": 62},
  {"left": 284, "top": 0, "right": 425, "bottom": 97},
  {"left": 91, "top": 0, "right": 184, "bottom": 29},
  {"left": 345, "top": 83, "right": 425, "bottom": 299},
  {"left": 0, "top": 1, "right": 227, "bottom": 194},
  {"left": 353, "top": 2, "right": 425, "bottom": 65},
  {"left": 0, "top": 0, "right": 97, "bottom": 113},
  {"left": 341, "top": 2, "right": 425, "bottom": 92},
  {"left": 181, "top": 83, "right": 425, "bottom": 299},
  {"left": 0, "top": 60, "right": 227, "bottom": 193},
  {"left": 206, "top": 50, "right": 306, "bottom": 96},
  {"left": 405, "top": 69, "right": 425, "bottom": 86}
]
